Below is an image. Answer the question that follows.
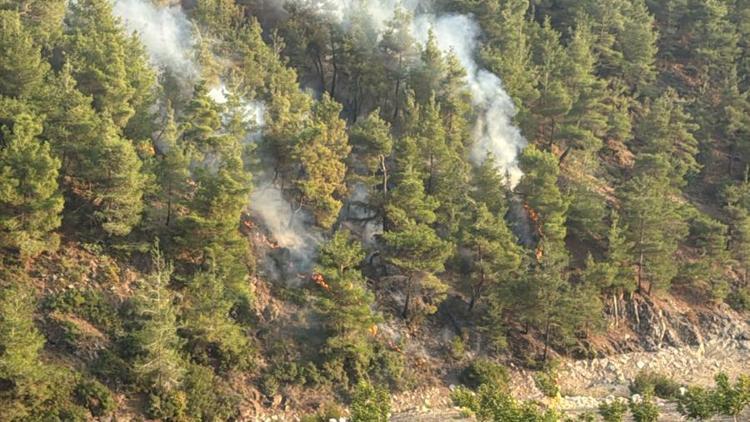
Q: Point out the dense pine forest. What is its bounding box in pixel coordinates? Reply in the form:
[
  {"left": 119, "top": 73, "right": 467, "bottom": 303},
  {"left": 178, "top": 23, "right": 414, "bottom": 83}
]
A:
[{"left": 1, "top": 0, "right": 750, "bottom": 420}]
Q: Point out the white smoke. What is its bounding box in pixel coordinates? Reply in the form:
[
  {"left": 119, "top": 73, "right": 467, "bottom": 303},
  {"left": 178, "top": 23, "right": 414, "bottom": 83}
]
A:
[
  {"left": 412, "top": 14, "right": 527, "bottom": 186},
  {"left": 299, "top": 1, "right": 527, "bottom": 185},
  {"left": 113, "top": 0, "right": 199, "bottom": 79},
  {"left": 208, "top": 84, "right": 266, "bottom": 141},
  {"left": 250, "top": 183, "right": 322, "bottom": 274}
]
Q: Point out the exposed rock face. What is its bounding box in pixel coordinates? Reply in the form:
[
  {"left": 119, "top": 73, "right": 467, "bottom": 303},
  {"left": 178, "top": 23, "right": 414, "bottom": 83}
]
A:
[{"left": 612, "top": 295, "right": 747, "bottom": 353}]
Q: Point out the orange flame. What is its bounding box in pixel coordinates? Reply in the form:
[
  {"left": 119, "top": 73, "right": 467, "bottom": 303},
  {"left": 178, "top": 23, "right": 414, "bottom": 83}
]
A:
[{"left": 312, "top": 273, "right": 330, "bottom": 291}]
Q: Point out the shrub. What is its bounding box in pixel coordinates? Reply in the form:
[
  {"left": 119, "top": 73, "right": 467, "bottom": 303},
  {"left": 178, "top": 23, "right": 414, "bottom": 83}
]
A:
[
  {"left": 451, "top": 385, "right": 479, "bottom": 413},
  {"left": 727, "top": 287, "right": 750, "bottom": 312},
  {"left": 450, "top": 336, "right": 466, "bottom": 360},
  {"left": 533, "top": 361, "right": 560, "bottom": 398},
  {"left": 75, "top": 379, "right": 116, "bottom": 417},
  {"left": 146, "top": 389, "right": 187, "bottom": 421},
  {"left": 301, "top": 402, "right": 346, "bottom": 422},
  {"left": 91, "top": 349, "right": 133, "bottom": 388},
  {"left": 44, "top": 289, "right": 123, "bottom": 336},
  {"left": 459, "top": 358, "right": 510, "bottom": 390},
  {"left": 598, "top": 399, "right": 628, "bottom": 422},
  {"left": 183, "top": 364, "right": 240, "bottom": 421},
  {"left": 713, "top": 372, "right": 750, "bottom": 419},
  {"left": 629, "top": 392, "right": 659, "bottom": 422},
  {"left": 630, "top": 370, "right": 681, "bottom": 399},
  {"left": 473, "top": 384, "right": 551, "bottom": 421},
  {"left": 350, "top": 380, "right": 391, "bottom": 422},
  {"left": 677, "top": 385, "right": 717, "bottom": 420}
]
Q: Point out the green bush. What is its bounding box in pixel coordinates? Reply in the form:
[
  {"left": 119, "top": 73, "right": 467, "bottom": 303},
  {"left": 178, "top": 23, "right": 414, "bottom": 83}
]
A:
[
  {"left": 598, "top": 399, "right": 628, "bottom": 422},
  {"left": 629, "top": 392, "right": 659, "bottom": 422},
  {"left": 459, "top": 358, "right": 510, "bottom": 390},
  {"left": 677, "top": 385, "right": 716, "bottom": 420},
  {"left": 451, "top": 385, "right": 479, "bottom": 413},
  {"left": 727, "top": 287, "right": 750, "bottom": 312},
  {"left": 44, "top": 289, "right": 123, "bottom": 336},
  {"left": 301, "top": 402, "right": 347, "bottom": 422},
  {"left": 713, "top": 372, "right": 750, "bottom": 419},
  {"left": 630, "top": 370, "right": 681, "bottom": 399},
  {"left": 533, "top": 361, "right": 561, "bottom": 398},
  {"left": 350, "top": 380, "right": 391, "bottom": 422},
  {"left": 75, "top": 379, "right": 116, "bottom": 417},
  {"left": 183, "top": 364, "right": 240, "bottom": 421},
  {"left": 91, "top": 349, "right": 133, "bottom": 388},
  {"left": 146, "top": 389, "right": 187, "bottom": 421}
]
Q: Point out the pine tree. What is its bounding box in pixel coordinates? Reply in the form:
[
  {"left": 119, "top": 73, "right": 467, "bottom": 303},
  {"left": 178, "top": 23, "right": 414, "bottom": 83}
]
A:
[
  {"left": 619, "top": 154, "right": 688, "bottom": 293},
  {"left": 64, "top": 0, "right": 155, "bottom": 128},
  {"left": 181, "top": 269, "right": 251, "bottom": 371},
  {"left": 723, "top": 181, "right": 750, "bottom": 284},
  {"left": 313, "top": 230, "right": 380, "bottom": 384},
  {"left": 383, "top": 168, "right": 453, "bottom": 320},
  {"left": 0, "top": 0, "right": 66, "bottom": 50},
  {"left": 348, "top": 109, "right": 394, "bottom": 207},
  {"left": 379, "top": 7, "right": 417, "bottom": 122},
  {"left": 78, "top": 118, "right": 146, "bottom": 236},
  {"left": 293, "top": 93, "right": 350, "bottom": 229},
  {"left": 132, "top": 247, "right": 184, "bottom": 392},
  {"left": 634, "top": 89, "right": 700, "bottom": 188},
  {"left": 0, "top": 282, "right": 45, "bottom": 385},
  {"left": 181, "top": 81, "right": 224, "bottom": 157},
  {"left": 0, "top": 10, "right": 49, "bottom": 99},
  {"left": 462, "top": 203, "right": 522, "bottom": 311},
  {"left": 153, "top": 105, "right": 190, "bottom": 229},
  {"left": 40, "top": 62, "right": 99, "bottom": 177},
  {"left": 0, "top": 109, "right": 63, "bottom": 260}
]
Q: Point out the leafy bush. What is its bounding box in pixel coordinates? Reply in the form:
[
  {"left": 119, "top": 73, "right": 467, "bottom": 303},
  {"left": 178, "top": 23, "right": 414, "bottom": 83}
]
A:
[
  {"left": 300, "top": 402, "right": 347, "bottom": 422},
  {"left": 75, "top": 379, "right": 116, "bottom": 417},
  {"left": 533, "top": 361, "right": 560, "bottom": 398},
  {"left": 451, "top": 385, "right": 479, "bottom": 413},
  {"left": 183, "top": 364, "right": 240, "bottom": 421},
  {"left": 677, "top": 385, "right": 717, "bottom": 420},
  {"left": 350, "top": 380, "right": 391, "bottom": 422},
  {"left": 146, "top": 389, "right": 188, "bottom": 421},
  {"left": 598, "top": 399, "right": 628, "bottom": 422},
  {"left": 630, "top": 370, "right": 681, "bottom": 399},
  {"left": 44, "top": 289, "right": 123, "bottom": 336},
  {"left": 459, "top": 358, "right": 510, "bottom": 390},
  {"left": 450, "top": 336, "right": 466, "bottom": 360},
  {"left": 713, "top": 372, "right": 750, "bottom": 419},
  {"left": 91, "top": 349, "right": 133, "bottom": 388},
  {"left": 727, "top": 287, "right": 750, "bottom": 312},
  {"left": 629, "top": 392, "right": 659, "bottom": 422},
  {"left": 474, "top": 384, "right": 552, "bottom": 421}
]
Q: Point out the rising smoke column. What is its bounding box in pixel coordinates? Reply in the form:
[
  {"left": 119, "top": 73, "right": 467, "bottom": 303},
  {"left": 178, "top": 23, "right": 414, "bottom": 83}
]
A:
[
  {"left": 319, "top": 1, "right": 527, "bottom": 185},
  {"left": 413, "top": 14, "right": 527, "bottom": 186},
  {"left": 113, "top": 0, "right": 199, "bottom": 79}
]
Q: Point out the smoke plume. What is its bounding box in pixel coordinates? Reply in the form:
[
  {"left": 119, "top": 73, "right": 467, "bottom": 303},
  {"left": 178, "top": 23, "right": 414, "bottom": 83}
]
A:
[
  {"left": 250, "top": 183, "right": 322, "bottom": 278},
  {"left": 113, "top": 0, "right": 199, "bottom": 79},
  {"left": 303, "top": 1, "right": 527, "bottom": 185},
  {"left": 412, "top": 14, "right": 527, "bottom": 186}
]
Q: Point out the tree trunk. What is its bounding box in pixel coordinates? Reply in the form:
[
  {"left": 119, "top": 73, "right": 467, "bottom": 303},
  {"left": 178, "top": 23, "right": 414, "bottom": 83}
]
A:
[
  {"left": 543, "top": 316, "right": 551, "bottom": 362},
  {"left": 402, "top": 276, "right": 412, "bottom": 319}
]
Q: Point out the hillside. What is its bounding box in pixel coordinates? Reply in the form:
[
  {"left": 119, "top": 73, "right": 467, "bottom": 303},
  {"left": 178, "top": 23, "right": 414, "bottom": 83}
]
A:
[{"left": 1, "top": 0, "right": 750, "bottom": 421}]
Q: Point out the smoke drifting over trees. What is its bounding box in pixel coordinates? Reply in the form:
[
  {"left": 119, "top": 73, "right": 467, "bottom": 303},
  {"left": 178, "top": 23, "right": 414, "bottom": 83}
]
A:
[{"left": 4, "top": 0, "right": 750, "bottom": 419}]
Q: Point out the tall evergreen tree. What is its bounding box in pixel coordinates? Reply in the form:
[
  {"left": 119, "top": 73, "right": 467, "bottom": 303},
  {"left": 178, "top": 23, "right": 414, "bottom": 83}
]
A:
[
  {"left": 313, "top": 230, "right": 380, "bottom": 385},
  {"left": 383, "top": 168, "right": 453, "bottom": 320},
  {"left": 0, "top": 10, "right": 48, "bottom": 99},
  {"left": 619, "top": 154, "right": 688, "bottom": 293},
  {"left": 0, "top": 109, "right": 63, "bottom": 260},
  {"left": 132, "top": 247, "right": 184, "bottom": 393},
  {"left": 293, "top": 94, "right": 351, "bottom": 229}
]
